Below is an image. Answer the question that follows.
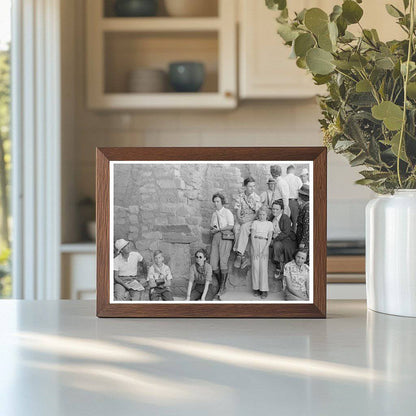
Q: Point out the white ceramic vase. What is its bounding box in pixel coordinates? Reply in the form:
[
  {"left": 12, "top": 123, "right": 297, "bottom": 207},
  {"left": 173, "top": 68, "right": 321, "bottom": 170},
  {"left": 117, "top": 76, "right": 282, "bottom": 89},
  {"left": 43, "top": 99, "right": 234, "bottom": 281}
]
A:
[{"left": 366, "top": 190, "right": 416, "bottom": 317}]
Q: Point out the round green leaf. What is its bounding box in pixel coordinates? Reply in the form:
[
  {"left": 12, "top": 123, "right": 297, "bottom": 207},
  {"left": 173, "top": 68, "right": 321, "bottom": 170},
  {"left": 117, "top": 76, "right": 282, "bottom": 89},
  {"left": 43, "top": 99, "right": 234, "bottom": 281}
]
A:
[
  {"left": 313, "top": 74, "right": 332, "bottom": 85},
  {"left": 385, "top": 4, "right": 403, "bottom": 18},
  {"left": 356, "top": 79, "right": 372, "bottom": 92},
  {"left": 304, "top": 8, "right": 329, "bottom": 35},
  {"left": 296, "top": 8, "right": 307, "bottom": 22},
  {"left": 336, "top": 15, "right": 348, "bottom": 36},
  {"left": 407, "top": 82, "right": 416, "bottom": 99},
  {"left": 375, "top": 56, "right": 395, "bottom": 70},
  {"left": 371, "top": 29, "right": 380, "bottom": 42},
  {"left": 371, "top": 101, "right": 403, "bottom": 130},
  {"left": 318, "top": 31, "right": 333, "bottom": 52},
  {"left": 342, "top": 0, "right": 363, "bottom": 24},
  {"left": 333, "top": 59, "right": 353, "bottom": 70},
  {"left": 328, "top": 21, "right": 338, "bottom": 43},
  {"left": 294, "top": 33, "right": 315, "bottom": 57},
  {"left": 277, "top": 23, "right": 299, "bottom": 42},
  {"left": 296, "top": 57, "right": 307, "bottom": 69},
  {"left": 355, "top": 178, "right": 376, "bottom": 186},
  {"left": 401, "top": 61, "right": 416, "bottom": 77},
  {"left": 350, "top": 53, "right": 368, "bottom": 69},
  {"left": 330, "top": 5, "right": 343, "bottom": 22},
  {"left": 317, "top": 22, "right": 338, "bottom": 52},
  {"left": 266, "top": 0, "right": 287, "bottom": 11},
  {"left": 306, "top": 48, "right": 335, "bottom": 75}
]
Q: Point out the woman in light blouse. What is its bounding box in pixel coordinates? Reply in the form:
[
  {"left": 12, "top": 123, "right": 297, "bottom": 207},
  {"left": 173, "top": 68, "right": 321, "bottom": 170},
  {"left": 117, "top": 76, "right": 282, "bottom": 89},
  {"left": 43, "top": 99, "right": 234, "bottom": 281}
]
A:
[
  {"left": 283, "top": 249, "right": 309, "bottom": 301},
  {"left": 210, "top": 192, "right": 235, "bottom": 297}
]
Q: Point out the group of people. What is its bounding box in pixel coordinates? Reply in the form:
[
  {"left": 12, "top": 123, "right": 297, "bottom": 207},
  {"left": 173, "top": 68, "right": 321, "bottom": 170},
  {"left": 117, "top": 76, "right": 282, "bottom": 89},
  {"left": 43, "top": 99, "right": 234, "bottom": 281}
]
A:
[{"left": 113, "top": 164, "right": 310, "bottom": 302}]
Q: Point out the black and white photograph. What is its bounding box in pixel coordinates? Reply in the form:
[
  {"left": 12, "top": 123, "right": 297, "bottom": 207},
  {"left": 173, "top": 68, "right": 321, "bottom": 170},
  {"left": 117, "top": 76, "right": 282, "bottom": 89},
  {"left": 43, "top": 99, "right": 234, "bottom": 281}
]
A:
[{"left": 110, "top": 161, "right": 313, "bottom": 303}]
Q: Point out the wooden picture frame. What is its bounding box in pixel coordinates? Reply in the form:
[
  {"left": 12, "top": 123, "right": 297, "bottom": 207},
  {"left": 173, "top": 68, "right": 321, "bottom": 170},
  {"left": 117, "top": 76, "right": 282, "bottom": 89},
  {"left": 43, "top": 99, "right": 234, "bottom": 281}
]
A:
[{"left": 96, "top": 147, "right": 327, "bottom": 318}]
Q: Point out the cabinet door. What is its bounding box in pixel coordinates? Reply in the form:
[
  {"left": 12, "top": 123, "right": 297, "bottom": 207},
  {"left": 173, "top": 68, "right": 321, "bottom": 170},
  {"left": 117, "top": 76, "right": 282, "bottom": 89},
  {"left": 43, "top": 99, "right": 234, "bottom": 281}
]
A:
[
  {"left": 359, "top": 0, "right": 404, "bottom": 41},
  {"left": 239, "top": 0, "right": 321, "bottom": 99},
  {"left": 239, "top": 0, "right": 403, "bottom": 99}
]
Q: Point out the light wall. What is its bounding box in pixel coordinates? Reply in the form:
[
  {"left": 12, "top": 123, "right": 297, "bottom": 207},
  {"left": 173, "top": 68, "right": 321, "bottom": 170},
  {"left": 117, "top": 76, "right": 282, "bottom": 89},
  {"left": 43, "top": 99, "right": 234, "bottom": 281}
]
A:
[{"left": 61, "top": 0, "right": 374, "bottom": 243}]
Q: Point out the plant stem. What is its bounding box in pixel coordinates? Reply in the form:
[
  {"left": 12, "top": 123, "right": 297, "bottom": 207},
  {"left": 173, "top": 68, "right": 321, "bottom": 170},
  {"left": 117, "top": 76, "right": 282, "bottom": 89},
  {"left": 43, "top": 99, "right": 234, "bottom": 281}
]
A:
[
  {"left": 334, "top": 68, "right": 357, "bottom": 83},
  {"left": 358, "top": 69, "right": 380, "bottom": 104},
  {"left": 397, "top": 0, "right": 415, "bottom": 188}
]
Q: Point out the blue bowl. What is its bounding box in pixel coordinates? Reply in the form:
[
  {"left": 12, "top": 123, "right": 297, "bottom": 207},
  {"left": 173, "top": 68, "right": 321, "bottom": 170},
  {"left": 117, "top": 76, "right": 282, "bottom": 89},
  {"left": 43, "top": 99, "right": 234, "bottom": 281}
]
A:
[
  {"left": 169, "top": 62, "right": 205, "bottom": 93},
  {"left": 114, "top": 0, "right": 158, "bottom": 17}
]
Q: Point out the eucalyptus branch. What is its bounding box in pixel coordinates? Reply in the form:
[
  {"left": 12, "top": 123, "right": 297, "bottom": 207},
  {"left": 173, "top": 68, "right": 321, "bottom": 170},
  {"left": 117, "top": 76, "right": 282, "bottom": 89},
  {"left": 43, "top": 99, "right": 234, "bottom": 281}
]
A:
[
  {"left": 267, "top": 0, "right": 416, "bottom": 193},
  {"left": 393, "top": 86, "right": 404, "bottom": 103},
  {"left": 398, "top": 23, "right": 410, "bottom": 35},
  {"left": 397, "top": 0, "right": 415, "bottom": 188},
  {"left": 390, "top": 79, "right": 398, "bottom": 101},
  {"left": 334, "top": 68, "right": 358, "bottom": 83},
  {"left": 358, "top": 69, "right": 381, "bottom": 104},
  {"left": 358, "top": 22, "right": 378, "bottom": 49}
]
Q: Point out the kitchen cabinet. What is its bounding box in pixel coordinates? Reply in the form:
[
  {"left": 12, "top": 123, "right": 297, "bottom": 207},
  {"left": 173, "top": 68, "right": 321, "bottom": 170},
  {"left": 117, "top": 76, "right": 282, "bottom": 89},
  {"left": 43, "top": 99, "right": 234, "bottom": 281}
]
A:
[
  {"left": 239, "top": 0, "right": 325, "bottom": 99},
  {"left": 86, "top": 0, "right": 237, "bottom": 109},
  {"left": 61, "top": 244, "right": 96, "bottom": 300}
]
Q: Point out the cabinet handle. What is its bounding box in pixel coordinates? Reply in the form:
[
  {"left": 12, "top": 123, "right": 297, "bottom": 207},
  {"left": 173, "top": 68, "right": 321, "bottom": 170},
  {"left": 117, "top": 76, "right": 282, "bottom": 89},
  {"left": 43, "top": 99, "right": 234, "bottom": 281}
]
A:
[{"left": 224, "top": 91, "right": 234, "bottom": 98}]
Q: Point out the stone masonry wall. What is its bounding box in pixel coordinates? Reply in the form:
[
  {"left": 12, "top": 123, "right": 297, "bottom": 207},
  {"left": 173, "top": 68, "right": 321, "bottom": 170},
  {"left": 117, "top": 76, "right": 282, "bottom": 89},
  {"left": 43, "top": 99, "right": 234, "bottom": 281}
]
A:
[{"left": 113, "top": 163, "right": 308, "bottom": 297}]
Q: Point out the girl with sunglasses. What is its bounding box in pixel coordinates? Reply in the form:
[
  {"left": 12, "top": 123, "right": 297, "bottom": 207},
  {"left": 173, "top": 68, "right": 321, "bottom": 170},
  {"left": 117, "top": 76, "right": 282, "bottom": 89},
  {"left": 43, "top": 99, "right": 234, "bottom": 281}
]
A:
[{"left": 186, "top": 249, "right": 218, "bottom": 301}]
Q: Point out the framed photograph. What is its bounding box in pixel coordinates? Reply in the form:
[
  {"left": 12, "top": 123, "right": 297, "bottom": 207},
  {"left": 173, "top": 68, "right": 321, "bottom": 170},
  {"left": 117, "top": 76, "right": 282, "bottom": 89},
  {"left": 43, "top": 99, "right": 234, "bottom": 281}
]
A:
[{"left": 96, "top": 147, "right": 327, "bottom": 318}]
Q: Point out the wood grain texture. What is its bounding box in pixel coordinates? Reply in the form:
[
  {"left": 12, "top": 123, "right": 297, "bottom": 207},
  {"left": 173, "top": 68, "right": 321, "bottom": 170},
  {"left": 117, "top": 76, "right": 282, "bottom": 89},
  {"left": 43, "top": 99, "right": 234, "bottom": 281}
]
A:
[
  {"left": 96, "top": 147, "right": 327, "bottom": 318},
  {"left": 327, "top": 256, "right": 365, "bottom": 274},
  {"left": 327, "top": 274, "right": 365, "bottom": 283}
]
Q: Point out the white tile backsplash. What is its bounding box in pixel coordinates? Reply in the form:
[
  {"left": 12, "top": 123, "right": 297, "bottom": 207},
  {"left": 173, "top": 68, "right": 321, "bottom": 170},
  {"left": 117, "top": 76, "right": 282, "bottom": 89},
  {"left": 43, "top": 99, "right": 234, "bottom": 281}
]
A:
[{"left": 72, "top": 103, "right": 372, "bottom": 241}]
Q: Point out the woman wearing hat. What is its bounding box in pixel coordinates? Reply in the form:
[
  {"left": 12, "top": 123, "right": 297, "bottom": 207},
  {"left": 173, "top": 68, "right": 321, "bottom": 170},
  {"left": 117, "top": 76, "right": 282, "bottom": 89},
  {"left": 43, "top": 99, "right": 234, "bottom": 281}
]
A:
[
  {"left": 300, "top": 168, "right": 310, "bottom": 186},
  {"left": 113, "top": 239, "right": 145, "bottom": 301},
  {"left": 296, "top": 185, "right": 310, "bottom": 251}
]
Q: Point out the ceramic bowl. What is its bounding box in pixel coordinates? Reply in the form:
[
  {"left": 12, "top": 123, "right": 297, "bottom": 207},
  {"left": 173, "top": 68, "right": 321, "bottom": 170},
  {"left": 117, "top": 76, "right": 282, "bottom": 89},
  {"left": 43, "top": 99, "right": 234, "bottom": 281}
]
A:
[
  {"left": 114, "top": 0, "right": 158, "bottom": 17},
  {"left": 168, "top": 62, "right": 205, "bottom": 93},
  {"left": 127, "top": 68, "right": 167, "bottom": 93}
]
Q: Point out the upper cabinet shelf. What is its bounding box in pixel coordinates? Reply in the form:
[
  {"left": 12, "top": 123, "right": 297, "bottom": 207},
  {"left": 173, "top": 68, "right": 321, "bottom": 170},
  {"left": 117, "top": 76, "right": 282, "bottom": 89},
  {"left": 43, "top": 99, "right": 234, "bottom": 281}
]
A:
[
  {"left": 100, "top": 17, "right": 221, "bottom": 32},
  {"left": 86, "top": 0, "right": 237, "bottom": 110}
]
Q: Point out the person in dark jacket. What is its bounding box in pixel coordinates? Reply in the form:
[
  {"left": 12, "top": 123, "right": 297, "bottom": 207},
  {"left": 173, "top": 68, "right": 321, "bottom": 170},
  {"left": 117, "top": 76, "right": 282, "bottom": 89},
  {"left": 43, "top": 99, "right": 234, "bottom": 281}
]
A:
[
  {"left": 296, "top": 185, "right": 310, "bottom": 252},
  {"left": 271, "top": 200, "right": 297, "bottom": 275}
]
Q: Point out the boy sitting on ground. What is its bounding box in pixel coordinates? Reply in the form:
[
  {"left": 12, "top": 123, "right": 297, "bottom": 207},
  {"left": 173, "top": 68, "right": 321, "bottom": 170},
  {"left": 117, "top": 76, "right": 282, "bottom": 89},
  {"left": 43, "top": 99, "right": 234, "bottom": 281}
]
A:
[{"left": 147, "top": 250, "right": 174, "bottom": 301}]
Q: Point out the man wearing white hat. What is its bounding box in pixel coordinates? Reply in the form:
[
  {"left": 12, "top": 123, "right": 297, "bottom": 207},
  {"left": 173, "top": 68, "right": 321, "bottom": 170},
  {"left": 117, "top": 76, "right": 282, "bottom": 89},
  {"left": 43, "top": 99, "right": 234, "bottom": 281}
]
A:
[
  {"left": 300, "top": 168, "right": 310, "bottom": 186},
  {"left": 270, "top": 165, "right": 290, "bottom": 217},
  {"left": 260, "top": 177, "right": 277, "bottom": 219},
  {"left": 284, "top": 165, "right": 303, "bottom": 232},
  {"left": 113, "top": 239, "right": 145, "bottom": 301}
]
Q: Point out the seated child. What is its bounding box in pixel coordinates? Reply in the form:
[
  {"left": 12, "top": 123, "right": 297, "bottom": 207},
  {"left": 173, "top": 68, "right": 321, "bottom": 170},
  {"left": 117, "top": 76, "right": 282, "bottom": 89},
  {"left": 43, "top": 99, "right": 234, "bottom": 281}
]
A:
[{"left": 147, "top": 250, "right": 174, "bottom": 301}]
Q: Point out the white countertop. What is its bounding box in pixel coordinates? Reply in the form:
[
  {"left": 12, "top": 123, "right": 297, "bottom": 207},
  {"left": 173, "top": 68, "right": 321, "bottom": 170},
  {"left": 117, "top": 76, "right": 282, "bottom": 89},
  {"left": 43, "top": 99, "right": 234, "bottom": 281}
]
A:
[{"left": 0, "top": 300, "right": 415, "bottom": 415}]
